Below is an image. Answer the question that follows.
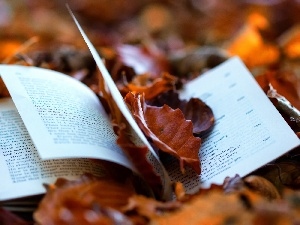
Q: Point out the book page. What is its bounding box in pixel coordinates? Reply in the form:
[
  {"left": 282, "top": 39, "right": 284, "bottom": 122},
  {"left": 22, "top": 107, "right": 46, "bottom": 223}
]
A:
[
  {"left": 68, "top": 8, "right": 172, "bottom": 200},
  {"left": 0, "top": 98, "right": 109, "bottom": 201},
  {"left": 0, "top": 65, "right": 134, "bottom": 172},
  {"left": 164, "top": 57, "right": 300, "bottom": 193}
]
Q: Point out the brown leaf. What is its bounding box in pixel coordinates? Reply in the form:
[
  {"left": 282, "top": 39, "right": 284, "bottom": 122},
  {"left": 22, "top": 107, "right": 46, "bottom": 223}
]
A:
[
  {"left": 148, "top": 91, "right": 214, "bottom": 135},
  {"left": 125, "top": 72, "right": 177, "bottom": 101},
  {"left": 124, "top": 92, "right": 201, "bottom": 174},
  {"left": 116, "top": 44, "right": 170, "bottom": 77},
  {"left": 256, "top": 70, "right": 300, "bottom": 111},
  {"left": 34, "top": 174, "right": 135, "bottom": 225},
  {"left": 244, "top": 175, "right": 281, "bottom": 200},
  {"left": 116, "top": 123, "right": 163, "bottom": 198}
]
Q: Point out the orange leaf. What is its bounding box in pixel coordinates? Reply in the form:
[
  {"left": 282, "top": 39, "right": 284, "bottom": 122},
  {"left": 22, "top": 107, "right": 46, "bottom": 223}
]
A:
[
  {"left": 34, "top": 174, "right": 135, "bottom": 225},
  {"left": 125, "top": 92, "right": 201, "bottom": 174},
  {"left": 126, "top": 72, "right": 177, "bottom": 100}
]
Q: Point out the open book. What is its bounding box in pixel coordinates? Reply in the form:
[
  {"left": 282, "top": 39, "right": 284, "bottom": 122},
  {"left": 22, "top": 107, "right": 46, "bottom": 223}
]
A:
[{"left": 0, "top": 13, "right": 299, "bottom": 207}]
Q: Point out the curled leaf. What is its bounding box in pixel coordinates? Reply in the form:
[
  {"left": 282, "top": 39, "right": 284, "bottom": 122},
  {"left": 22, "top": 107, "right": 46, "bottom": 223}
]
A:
[
  {"left": 125, "top": 92, "right": 201, "bottom": 174},
  {"left": 256, "top": 70, "right": 300, "bottom": 111},
  {"left": 148, "top": 91, "right": 214, "bottom": 135},
  {"left": 34, "top": 174, "right": 135, "bottom": 225},
  {"left": 267, "top": 84, "right": 300, "bottom": 129},
  {"left": 0, "top": 78, "right": 10, "bottom": 98}
]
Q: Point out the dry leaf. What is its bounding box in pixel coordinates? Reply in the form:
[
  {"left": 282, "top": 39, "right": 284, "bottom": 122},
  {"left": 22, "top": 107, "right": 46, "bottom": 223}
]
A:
[
  {"left": 34, "top": 174, "right": 135, "bottom": 225},
  {"left": 125, "top": 72, "right": 177, "bottom": 101},
  {"left": 256, "top": 70, "right": 300, "bottom": 111},
  {"left": 244, "top": 175, "right": 281, "bottom": 200},
  {"left": 148, "top": 91, "right": 214, "bottom": 136},
  {"left": 116, "top": 44, "right": 169, "bottom": 77},
  {"left": 125, "top": 92, "right": 201, "bottom": 174}
]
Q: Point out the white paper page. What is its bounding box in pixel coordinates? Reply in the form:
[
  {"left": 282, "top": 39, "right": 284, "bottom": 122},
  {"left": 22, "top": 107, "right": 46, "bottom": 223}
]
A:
[
  {"left": 0, "top": 98, "right": 110, "bottom": 201},
  {"left": 68, "top": 8, "right": 172, "bottom": 199},
  {"left": 0, "top": 65, "right": 134, "bottom": 172},
  {"left": 165, "top": 57, "right": 300, "bottom": 193}
]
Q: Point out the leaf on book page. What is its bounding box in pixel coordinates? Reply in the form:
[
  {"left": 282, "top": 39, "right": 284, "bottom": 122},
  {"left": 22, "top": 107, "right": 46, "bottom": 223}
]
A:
[
  {"left": 124, "top": 72, "right": 178, "bottom": 101},
  {"left": 0, "top": 207, "right": 30, "bottom": 225},
  {"left": 147, "top": 90, "right": 214, "bottom": 135},
  {"left": 34, "top": 174, "right": 135, "bottom": 225},
  {"left": 124, "top": 92, "right": 201, "bottom": 174},
  {"left": 116, "top": 123, "right": 163, "bottom": 198}
]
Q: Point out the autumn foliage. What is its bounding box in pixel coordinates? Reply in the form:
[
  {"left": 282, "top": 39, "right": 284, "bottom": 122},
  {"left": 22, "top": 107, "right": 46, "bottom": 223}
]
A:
[{"left": 1, "top": 1, "right": 300, "bottom": 225}]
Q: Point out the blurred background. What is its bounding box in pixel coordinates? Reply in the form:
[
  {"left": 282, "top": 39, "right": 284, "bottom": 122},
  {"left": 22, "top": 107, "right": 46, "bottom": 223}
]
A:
[{"left": 1, "top": 0, "right": 300, "bottom": 108}]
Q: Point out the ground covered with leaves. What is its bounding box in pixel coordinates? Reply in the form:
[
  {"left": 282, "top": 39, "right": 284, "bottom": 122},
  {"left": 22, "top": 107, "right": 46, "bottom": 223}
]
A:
[{"left": 1, "top": 0, "right": 300, "bottom": 224}]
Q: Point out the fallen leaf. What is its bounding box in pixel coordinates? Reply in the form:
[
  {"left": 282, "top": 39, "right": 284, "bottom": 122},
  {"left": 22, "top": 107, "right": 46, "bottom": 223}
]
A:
[
  {"left": 124, "top": 92, "right": 201, "bottom": 174},
  {"left": 244, "top": 175, "right": 281, "bottom": 200},
  {"left": 116, "top": 44, "right": 169, "bottom": 77},
  {"left": 256, "top": 70, "right": 300, "bottom": 111},
  {"left": 124, "top": 72, "right": 177, "bottom": 100},
  {"left": 147, "top": 90, "right": 214, "bottom": 136},
  {"left": 34, "top": 174, "right": 135, "bottom": 225}
]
